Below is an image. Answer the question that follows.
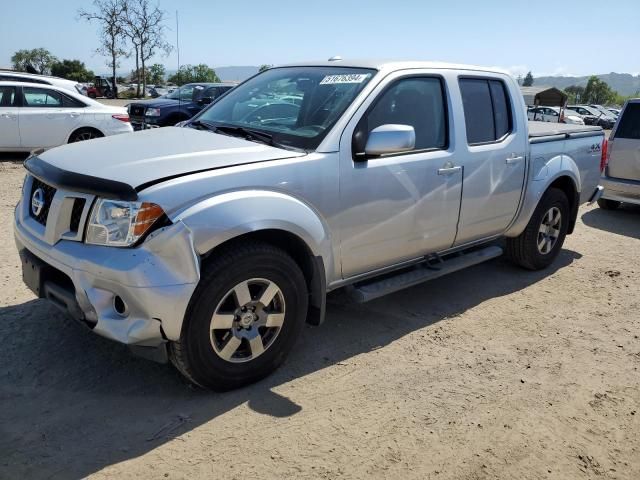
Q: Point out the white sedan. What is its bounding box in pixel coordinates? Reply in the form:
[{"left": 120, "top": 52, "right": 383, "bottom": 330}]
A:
[
  {"left": 527, "top": 106, "right": 585, "bottom": 125},
  {"left": 0, "top": 81, "right": 133, "bottom": 152}
]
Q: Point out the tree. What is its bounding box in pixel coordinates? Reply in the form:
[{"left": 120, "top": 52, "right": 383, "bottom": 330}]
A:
[
  {"left": 516, "top": 74, "right": 523, "bottom": 86},
  {"left": 79, "top": 0, "right": 128, "bottom": 98},
  {"left": 122, "top": 0, "right": 172, "bottom": 96},
  {"left": 50, "top": 59, "right": 95, "bottom": 82},
  {"left": 582, "top": 76, "right": 615, "bottom": 104},
  {"left": 523, "top": 71, "right": 534, "bottom": 87},
  {"left": 167, "top": 64, "right": 220, "bottom": 86},
  {"left": 149, "top": 63, "right": 166, "bottom": 85},
  {"left": 11, "top": 48, "right": 58, "bottom": 75},
  {"left": 258, "top": 64, "right": 272, "bottom": 73},
  {"left": 564, "top": 85, "right": 585, "bottom": 104}
]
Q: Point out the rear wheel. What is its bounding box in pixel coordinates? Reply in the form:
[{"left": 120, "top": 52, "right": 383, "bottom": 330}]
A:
[
  {"left": 597, "top": 198, "right": 621, "bottom": 210},
  {"left": 507, "top": 188, "right": 570, "bottom": 270},
  {"left": 170, "top": 241, "right": 308, "bottom": 391},
  {"left": 68, "top": 128, "right": 104, "bottom": 143}
]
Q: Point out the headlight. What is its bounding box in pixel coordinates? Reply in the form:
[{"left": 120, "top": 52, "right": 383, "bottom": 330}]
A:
[
  {"left": 145, "top": 108, "right": 161, "bottom": 117},
  {"left": 86, "top": 199, "right": 165, "bottom": 247}
]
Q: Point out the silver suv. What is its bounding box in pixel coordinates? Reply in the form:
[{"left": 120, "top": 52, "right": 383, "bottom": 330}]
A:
[{"left": 599, "top": 99, "right": 640, "bottom": 209}]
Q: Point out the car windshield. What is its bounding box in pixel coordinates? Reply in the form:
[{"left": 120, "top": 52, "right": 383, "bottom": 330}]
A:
[
  {"left": 193, "top": 66, "right": 376, "bottom": 150},
  {"left": 166, "top": 84, "right": 206, "bottom": 101}
]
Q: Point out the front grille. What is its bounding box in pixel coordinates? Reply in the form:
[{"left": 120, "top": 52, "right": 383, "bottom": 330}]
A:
[
  {"left": 70, "top": 198, "right": 86, "bottom": 233},
  {"left": 29, "top": 178, "right": 56, "bottom": 226}
]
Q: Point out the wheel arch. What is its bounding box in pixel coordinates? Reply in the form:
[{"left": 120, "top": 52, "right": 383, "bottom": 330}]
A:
[
  {"left": 67, "top": 126, "right": 104, "bottom": 143},
  {"left": 175, "top": 190, "right": 335, "bottom": 325},
  {"left": 505, "top": 153, "right": 581, "bottom": 239}
]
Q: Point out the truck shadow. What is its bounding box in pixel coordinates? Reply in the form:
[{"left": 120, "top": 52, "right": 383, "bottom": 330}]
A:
[
  {"left": 0, "top": 249, "right": 580, "bottom": 479},
  {"left": 581, "top": 205, "right": 640, "bottom": 240}
]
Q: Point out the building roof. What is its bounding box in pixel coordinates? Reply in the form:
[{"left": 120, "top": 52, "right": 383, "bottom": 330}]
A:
[{"left": 521, "top": 86, "right": 567, "bottom": 106}]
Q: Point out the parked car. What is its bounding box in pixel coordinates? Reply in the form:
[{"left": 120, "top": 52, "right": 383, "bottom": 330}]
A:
[
  {"left": 14, "top": 61, "right": 604, "bottom": 390},
  {"left": 127, "top": 82, "right": 235, "bottom": 129},
  {"left": 569, "top": 105, "right": 616, "bottom": 129},
  {"left": 527, "top": 106, "right": 584, "bottom": 125},
  {"left": 598, "top": 98, "right": 640, "bottom": 210},
  {"left": 0, "top": 81, "right": 132, "bottom": 151},
  {"left": 0, "top": 70, "right": 87, "bottom": 96},
  {"left": 590, "top": 104, "right": 619, "bottom": 122},
  {"left": 607, "top": 107, "right": 621, "bottom": 117}
]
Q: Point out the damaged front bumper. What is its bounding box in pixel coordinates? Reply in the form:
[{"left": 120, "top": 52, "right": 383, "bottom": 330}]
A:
[{"left": 14, "top": 211, "right": 200, "bottom": 361}]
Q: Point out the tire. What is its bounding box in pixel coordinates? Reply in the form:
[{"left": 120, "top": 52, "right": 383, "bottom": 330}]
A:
[
  {"left": 506, "top": 188, "right": 570, "bottom": 271},
  {"left": 68, "top": 128, "right": 104, "bottom": 143},
  {"left": 597, "top": 198, "right": 621, "bottom": 210},
  {"left": 169, "top": 241, "right": 308, "bottom": 391}
]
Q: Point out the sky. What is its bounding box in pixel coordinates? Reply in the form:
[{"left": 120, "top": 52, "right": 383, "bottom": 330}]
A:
[{"left": 1, "top": 0, "right": 638, "bottom": 77}]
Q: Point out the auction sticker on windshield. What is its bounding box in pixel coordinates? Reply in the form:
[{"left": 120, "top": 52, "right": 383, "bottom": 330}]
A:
[{"left": 319, "top": 74, "right": 370, "bottom": 85}]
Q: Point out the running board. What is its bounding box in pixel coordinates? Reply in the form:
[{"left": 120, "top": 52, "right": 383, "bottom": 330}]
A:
[{"left": 346, "top": 245, "right": 503, "bottom": 303}]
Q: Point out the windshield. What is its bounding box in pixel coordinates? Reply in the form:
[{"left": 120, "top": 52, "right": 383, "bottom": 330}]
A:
[
  {"left": 166, "top": 84, "right": 206, "bottom": 101},
  {"left": 193, "top": 66, "right": 376, "bottom": 150}
]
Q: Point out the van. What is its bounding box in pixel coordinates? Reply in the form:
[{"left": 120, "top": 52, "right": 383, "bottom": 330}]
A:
[{"left": 599, "top": 99, "right": 640, "bottom": 209}]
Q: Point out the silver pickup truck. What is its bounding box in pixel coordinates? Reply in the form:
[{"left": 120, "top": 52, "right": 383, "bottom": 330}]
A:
[{"left": 14, "top": 60, "right": 605, "bottom": 390}]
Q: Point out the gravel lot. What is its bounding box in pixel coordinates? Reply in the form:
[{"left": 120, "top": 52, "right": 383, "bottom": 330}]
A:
[{"left": 1, "top": 141, "right": 638, "bottom": 479}]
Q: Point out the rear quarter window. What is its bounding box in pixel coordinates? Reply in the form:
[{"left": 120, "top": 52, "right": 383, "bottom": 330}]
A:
[{"left": 615, "top": 103, "right": 640, "bottom": 139}]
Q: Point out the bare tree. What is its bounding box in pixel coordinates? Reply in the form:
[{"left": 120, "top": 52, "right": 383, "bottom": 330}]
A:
[
  {"left": 79, "top": 0, "right": 128, "bottom": 98},
  {"left": 123, "top": 0, "right": 172, "bottom": 97}
]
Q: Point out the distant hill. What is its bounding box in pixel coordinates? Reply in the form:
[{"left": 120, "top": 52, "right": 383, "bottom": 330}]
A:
[{"left": 533, "top": 73, "right": 640, "bottom": 96}]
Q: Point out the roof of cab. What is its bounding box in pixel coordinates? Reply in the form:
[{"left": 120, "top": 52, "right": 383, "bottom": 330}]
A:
[{"left": 275, "top": 59, "right": 511, "bottom": 75}]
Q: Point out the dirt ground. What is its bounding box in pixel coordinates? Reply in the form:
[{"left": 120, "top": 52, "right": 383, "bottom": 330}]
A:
[{"left": 0, "top": 158, "right": 638, "bottom": 480}]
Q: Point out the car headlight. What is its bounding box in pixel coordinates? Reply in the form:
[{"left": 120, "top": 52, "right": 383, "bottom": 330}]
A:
[
  {"left": 145, "top": 108, "right": 161, "bottom": 117},
  {"left": 86, "top": 199, "right": 165, "bottom": 247}
]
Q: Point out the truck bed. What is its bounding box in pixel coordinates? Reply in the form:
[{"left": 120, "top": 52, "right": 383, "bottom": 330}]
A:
[{"left": 528, "top": 121, "right": 602, "bottom": 141}]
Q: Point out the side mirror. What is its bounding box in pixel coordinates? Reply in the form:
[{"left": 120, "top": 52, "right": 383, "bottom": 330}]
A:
[
  {"left": 364, "top": 124, "right": 415, "bottom": 157},
  {"left": 199, "top": 96, "right": 214, "bottom": 105}
]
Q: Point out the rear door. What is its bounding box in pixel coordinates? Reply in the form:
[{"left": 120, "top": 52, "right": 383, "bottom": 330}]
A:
[
  {"left": 19, "top": 86, "right": 82, "bottom": 148},
  {"left": 453, "top": 76, "right": 527, "bottom": 245},
  {"left": 0, "top": 86, "right": 20, "bottom": 148},
  {"left": 608, "top": 101, "right": 640, "bottom": 180}
]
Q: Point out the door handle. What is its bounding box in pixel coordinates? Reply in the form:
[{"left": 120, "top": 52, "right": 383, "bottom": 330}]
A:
[
  {"left": 69, "top": 113, "right": 80, "bottom": 118},
  {"left": 506, "top": 155, "right": 524, "bottom": 165},
  {"left": 437, "top": 166, "right": 462, "bottom": 175},
  {"left": 0, "top": 113, "right": 14, "bottom": 119}
]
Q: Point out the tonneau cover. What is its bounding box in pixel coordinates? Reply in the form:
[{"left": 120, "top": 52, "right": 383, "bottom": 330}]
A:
[{"left": 528, "top": 121, "right": 603, "bottom": 138}]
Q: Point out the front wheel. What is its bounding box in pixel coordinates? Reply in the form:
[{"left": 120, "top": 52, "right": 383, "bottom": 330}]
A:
[
  {"left": 507, "top": 188, "right": 570, "bottom": 270},
  {"left": 170, "top": 241, "right": 308, "bottom": 391}
]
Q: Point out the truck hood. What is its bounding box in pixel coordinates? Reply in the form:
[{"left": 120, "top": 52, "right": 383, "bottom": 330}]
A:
[{"left": 36, "top": 127, "right": 305, "bottom": 195}]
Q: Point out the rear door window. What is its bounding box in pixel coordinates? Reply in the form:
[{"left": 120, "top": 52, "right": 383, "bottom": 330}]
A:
[
  {"left": 23, "top": 87, "right": 63, "bottom": 107},
  {"left": 459, "top": 78, "right": 512, "bottom": 145},
  {"left": 615, "top": 103, "right": 640, "bottom": 139}
]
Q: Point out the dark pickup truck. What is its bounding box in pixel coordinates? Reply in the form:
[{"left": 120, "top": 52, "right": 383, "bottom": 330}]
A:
[{"left": 127, "top": 82, "right": 235, "bottom": 129}]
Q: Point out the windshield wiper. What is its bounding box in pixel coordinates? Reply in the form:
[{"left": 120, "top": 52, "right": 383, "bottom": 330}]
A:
[
  {"left": 213, "top": 124, "right": 275, "bottom": 144},
  {"left": 188, "top": 119, "right": 217, "bottom": 131}
]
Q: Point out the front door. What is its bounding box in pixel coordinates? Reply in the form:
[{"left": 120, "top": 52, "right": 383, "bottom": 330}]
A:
[
  {"left": 453, "top": 77, "right": 527, "bottom": 245},
  {"left": 0, "top": 86, "right": 20, "bottom": 148},
  {"left": 339, "top": 75, "right": 462, "bottom": 278}
]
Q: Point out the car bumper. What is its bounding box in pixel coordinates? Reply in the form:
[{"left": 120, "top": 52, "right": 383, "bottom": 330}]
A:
[
  {"left": 130, "top": 116, "right": 161, "bottom": 131},
  {"left": 14, "top": 206, "right": 200, "bottom": 350},
  {"left": 601, "top": 175, "right": 640, "bottom": 205}
]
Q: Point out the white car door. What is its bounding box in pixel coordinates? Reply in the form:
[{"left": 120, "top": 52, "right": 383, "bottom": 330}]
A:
[
  {"left": 0, "top": 86, "right": 20, "bottom": 148},
  {"left": 19, "top": 86, "right": 82, "bottom": 148}
]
